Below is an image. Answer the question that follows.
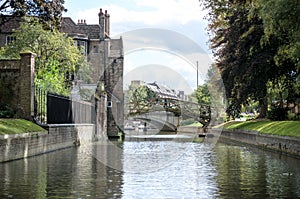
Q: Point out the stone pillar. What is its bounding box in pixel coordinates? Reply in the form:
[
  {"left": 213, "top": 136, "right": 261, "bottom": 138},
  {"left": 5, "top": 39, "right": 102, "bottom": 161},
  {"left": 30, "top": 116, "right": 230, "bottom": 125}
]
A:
[{"left": 19, "top": 52, "right": 36, "bottom": 120}]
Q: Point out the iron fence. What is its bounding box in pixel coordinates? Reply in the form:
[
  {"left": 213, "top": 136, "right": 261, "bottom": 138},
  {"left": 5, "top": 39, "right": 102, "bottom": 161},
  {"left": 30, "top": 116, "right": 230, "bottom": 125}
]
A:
[
  {"left": 34, "top": 87, "right": 47, "bottom": 124},
  {"left": 34, "top": 88, "right": 95, "bottom": 124}
]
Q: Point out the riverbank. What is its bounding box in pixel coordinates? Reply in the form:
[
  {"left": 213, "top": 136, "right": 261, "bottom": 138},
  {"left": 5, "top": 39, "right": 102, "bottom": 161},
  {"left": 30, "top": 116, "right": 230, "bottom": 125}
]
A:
[
  {"left": 213, "top": 120, "right": 300, "bottom": 157},
  {"left": 0, "top": 119, "right": 46, "bottom": 135},
  {"left": 0, "top": 119, "right": 95, "bottom": 162},
  {"left": 217, "top": 120, "right": 300, "bottom": 138}
]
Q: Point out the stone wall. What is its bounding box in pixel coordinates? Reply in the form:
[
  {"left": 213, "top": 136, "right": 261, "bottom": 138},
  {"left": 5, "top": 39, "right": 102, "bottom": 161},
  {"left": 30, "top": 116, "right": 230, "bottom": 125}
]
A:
[
  {"left": 0, "top": 124, "right": 94, "bottom": 162},
  {"left": 0, "top": 52, "right": 35, "bottom": 120},
  {"left": 217, "top": 129, "right": 300, "bottom": 157}
]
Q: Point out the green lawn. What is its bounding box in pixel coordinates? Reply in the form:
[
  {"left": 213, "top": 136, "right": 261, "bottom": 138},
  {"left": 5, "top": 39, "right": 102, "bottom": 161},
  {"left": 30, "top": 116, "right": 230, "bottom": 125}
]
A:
[
  {"left": 186, "top": 122, "right": 203, "bottom": 127},
  {"left": 217, "top": 120, "right": 300, "bottom": 138},
  {"left": 0, "top": 119, "right": 46, "bottom": 135}
]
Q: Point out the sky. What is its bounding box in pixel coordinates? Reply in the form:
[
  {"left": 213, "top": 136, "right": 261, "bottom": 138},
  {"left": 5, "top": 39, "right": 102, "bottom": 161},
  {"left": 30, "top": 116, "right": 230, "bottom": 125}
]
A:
[{"left": 63, "top": 0, "right": 212, "bottom": 93}]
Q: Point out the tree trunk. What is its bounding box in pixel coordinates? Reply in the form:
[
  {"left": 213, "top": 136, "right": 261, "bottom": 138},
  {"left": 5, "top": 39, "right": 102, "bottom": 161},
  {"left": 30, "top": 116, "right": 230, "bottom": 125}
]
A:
[{"left": 257, "top": 97, "right": 268, "bottom": 118}]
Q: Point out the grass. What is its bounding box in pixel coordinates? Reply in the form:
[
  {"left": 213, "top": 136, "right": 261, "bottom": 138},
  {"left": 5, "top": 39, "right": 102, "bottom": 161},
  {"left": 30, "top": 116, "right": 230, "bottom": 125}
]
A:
[
  {"left": 0, "top": 119, "right": 46, "bottom": 135},
  {"left": 216, "top": 120, "right": 300, "bottom": 138},
  {"left": 187, "top": 122, "right": 203, "bottom": 127}
]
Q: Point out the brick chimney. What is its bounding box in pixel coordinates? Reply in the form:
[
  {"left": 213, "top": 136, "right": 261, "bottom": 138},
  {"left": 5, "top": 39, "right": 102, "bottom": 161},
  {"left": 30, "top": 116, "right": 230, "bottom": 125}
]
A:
[
  {"left": 98, "top": 8, "right": 110, "bottom": 40},
  {"left": 105, "top": 10, "right": 110, "bottom": 37},
  {"left": 98, "top": 8, "right": 105, "bottom": 40}
]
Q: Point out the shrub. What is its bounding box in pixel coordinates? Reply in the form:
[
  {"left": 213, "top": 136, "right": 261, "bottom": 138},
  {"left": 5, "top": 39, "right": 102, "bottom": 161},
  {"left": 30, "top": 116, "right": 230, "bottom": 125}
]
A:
[
  {"left": 0, "top": 103, "right": 15, "bottom": 118},
  {"left": 267, "top": 105, "right": 288, "bottom": 121}
]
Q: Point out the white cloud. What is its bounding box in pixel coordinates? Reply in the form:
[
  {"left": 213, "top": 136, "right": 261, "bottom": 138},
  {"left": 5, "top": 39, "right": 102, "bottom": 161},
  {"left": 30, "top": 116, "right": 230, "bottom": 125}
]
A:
[
  {"left": 74, "top": 0, "right": 207, "bottom": 33},
  {"left": 67, "top": 0, "right": 212, "bottom": 91},
  {"left": 132, "top": 0, "right": 206, "bottom": 25},
  {"left": 124, "top": 49, "right": 209, "bottom": 91}
]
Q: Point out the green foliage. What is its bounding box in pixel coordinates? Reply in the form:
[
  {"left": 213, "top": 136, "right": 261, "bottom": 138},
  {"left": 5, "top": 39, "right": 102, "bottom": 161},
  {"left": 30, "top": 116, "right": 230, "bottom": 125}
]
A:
[
  {"left": 0, "top": 18, "right": 88, "bottom": 95},
  {"left": 267, "top": 105, "right": 288, "bottom": 121},
  {"left": 0, "top": 0, "right": 66, "bottom": 30},
  {"left": 0, "top": 103, "right": 15, "bottom": 118},
  {"left": 35, "top": 59, "right": 70, "bottom": 95},
  {"left": 202, "top": 0, "right": 300, "bottom": 119},
  {"left": 128, "top": 84, "right": 156, "bottom": 114},
  {"left": 194, "top": 83, "right": 211, "bottom": 105}
]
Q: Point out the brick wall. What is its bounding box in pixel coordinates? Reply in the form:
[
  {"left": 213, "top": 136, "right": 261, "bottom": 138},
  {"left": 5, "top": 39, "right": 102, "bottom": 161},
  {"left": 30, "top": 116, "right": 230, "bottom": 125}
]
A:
[{"left": 0, "top": 52, "right": 35, "bottom": 120}]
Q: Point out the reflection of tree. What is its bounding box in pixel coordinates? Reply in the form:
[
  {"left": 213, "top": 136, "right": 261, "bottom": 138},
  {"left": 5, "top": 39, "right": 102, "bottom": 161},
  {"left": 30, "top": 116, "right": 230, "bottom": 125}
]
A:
[{"left": 213, "top": 143, "right": 279, "bottom": 198}]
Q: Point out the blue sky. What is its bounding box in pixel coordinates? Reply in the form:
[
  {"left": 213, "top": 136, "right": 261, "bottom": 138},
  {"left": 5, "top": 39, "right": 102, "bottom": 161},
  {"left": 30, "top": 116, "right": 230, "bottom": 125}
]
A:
[{"left": 64, "top": 0, "right": 212, "bottom": 93}]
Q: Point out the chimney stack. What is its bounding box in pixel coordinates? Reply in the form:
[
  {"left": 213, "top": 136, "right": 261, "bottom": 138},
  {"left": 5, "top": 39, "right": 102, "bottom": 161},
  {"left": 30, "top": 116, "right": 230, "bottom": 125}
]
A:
[{"left": 98, "top": 8, "right": 110, "bottom": 40}]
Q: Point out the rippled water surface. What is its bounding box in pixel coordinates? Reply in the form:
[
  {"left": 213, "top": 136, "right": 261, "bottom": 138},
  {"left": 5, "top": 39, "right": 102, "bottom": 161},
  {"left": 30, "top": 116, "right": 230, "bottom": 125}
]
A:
[{"left": 0, "top": 135, "right": 299, "bottom": 198}]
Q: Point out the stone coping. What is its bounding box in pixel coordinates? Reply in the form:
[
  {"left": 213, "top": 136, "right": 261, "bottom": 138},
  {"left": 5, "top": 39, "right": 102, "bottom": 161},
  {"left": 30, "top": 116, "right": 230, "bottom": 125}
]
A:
[
  {"left": 0, "top": 131, "right": 47, "bottom": 139},
  {"left": 214, "top": 128, "right": 300, "bottom": 142},
  {"left": 46, "top": 123, "right": 94, "bottom": 127},
  {"left": 0, "top": 124, "right": 95, "bottom": 139}
]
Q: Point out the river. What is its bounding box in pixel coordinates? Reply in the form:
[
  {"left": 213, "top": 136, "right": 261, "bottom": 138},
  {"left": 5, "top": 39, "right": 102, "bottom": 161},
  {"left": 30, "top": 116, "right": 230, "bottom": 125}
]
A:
[{"left": 0, "top": 132, "right": 299, "bottom": 198}]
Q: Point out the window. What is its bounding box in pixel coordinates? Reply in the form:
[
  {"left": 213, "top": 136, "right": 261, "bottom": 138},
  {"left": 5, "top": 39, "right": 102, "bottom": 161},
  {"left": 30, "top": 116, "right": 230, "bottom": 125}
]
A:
[
  {"left": 6, "top": 35, "right": 16, "bottom": 45},
  {"left": 75, "top": 40, "right": 87, "bottom": 55}
]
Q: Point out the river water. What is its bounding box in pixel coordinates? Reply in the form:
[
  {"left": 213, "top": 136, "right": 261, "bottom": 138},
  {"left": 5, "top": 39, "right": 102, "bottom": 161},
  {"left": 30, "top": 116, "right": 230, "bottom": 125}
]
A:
[{"left": 0, "top": 133, "right": 299, "bottom": 199}]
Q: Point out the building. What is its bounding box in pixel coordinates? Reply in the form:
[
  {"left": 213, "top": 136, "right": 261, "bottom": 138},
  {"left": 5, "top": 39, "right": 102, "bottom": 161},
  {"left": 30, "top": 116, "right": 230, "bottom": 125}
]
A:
[
  {"left": 61, "top": 9, "right": 124, "bottom": 137},
  {"left": 0, "top": 9, "right": 124, "bottom": 137}
]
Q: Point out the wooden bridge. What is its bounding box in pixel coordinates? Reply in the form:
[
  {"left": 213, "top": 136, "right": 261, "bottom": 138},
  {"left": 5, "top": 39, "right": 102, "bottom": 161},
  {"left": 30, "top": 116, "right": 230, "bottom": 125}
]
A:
[{"left": 125, "top": 82, "right": 212, "bottom": 132}]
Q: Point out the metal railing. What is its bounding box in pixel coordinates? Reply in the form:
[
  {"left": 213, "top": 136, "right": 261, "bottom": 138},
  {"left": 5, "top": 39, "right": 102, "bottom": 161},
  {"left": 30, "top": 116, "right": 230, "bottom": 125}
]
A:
[
  {"left": 34, "top": 87, "right": 95, "bottom": 124},
  {"left": 34, "top": 87, "right": 47, "bottom": 124}
]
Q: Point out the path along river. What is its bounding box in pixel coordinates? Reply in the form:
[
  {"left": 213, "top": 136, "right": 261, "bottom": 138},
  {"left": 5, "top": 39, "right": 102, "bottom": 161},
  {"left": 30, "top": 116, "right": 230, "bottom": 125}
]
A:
[{"left": 0, "top": 131, "right": 299, "bottom": 198}]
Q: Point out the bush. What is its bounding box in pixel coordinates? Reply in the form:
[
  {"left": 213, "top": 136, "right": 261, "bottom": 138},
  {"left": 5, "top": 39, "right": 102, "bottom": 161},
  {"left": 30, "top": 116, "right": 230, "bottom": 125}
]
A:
[
  {"left": 267, "top": 105, "right": 288, "bottom": 121},
  {"left": 0, "top": 103, "right": 15, "bottom": 118}
]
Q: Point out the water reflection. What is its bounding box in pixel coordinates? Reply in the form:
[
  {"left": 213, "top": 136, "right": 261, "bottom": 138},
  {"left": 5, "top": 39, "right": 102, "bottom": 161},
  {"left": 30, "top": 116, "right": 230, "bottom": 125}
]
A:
[
  {"left": 213, "top": 140, "right": 300, "bottom": 198},
  {"left": 0, "top": 135, "right": 299, "bottom": 198},
  {"left": 121, "top": 142, "right": 220, "bottom": 198},
  {"left": 0, "top": 146, "right": 123, "bottom": 199}
]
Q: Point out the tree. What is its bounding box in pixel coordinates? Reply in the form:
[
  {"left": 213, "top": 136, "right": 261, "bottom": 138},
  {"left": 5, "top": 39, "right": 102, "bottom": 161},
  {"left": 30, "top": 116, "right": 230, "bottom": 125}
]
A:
[
  {"left": 254, "top": 0, "right": 300, "bottom": 113},
  {"left": 194, "top": 84, "right": 211, "bottom": 105},
  {"left": 0, "top": 17, "right": 88, "bottom": 95},
  {"left": 202, "top": 0, "right": 279, "bottom": 118},
  {"left": 193, "top": 83, "right": 212, "bottom": 127},
  {"left": 128, "top": 84, "right": 156, "bottom": 115},
  {"left": 0, "top": 0, "right": 66, "bottom": 29}
]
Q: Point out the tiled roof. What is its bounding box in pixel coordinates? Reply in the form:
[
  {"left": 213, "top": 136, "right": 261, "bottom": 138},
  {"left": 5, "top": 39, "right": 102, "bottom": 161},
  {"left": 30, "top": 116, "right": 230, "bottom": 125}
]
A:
[
  {"left": 0, "top": 16, "right": 23, "bottom": 33},
  {"left": 145, "top": 82, "right": 178, "bottom": 99},
  {"left": 61, "top": 17, "right": 100, "bottom": 40}
]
